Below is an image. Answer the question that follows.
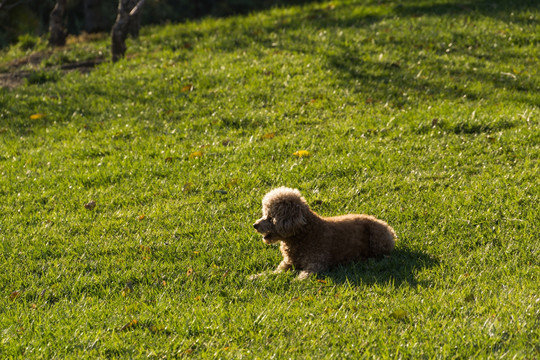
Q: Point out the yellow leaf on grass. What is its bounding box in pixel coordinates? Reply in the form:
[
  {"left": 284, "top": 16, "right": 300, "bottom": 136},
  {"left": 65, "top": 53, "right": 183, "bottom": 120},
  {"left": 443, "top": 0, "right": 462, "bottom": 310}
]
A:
[
  {"left": 227, "top": 178, "right": 239, "bottom": 188},
  {"left": 119, "top": 319, "right": 138, "bottom": 331},
  {"left": 138, "top": 214, "right": 146, "bottom": 221},
  {"left": 186, "top": 268, "right": 193, "bottom": 276},
  {"left": 261, "top": 132, "right": 275, "bottom": 139},
  {"left": 293, "top": 150, "right": 311, "bottom": 158},
  {"left": 30, "top": 113, "right": 46, "bottom": 120},
  {"left": 390, "top": 309, "right": 408, "bottom": 320},
  {"left": 181, "top": 84, "right": 194, "bottom": 92},
  {"left": 189, "top": 151, "right": 203, "bottom": 159}
]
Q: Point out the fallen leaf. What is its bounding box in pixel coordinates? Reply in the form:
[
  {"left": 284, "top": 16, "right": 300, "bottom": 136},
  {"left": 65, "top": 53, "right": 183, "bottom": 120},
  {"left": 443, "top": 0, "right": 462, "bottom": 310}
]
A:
[
  {"left": 186, "top": 268, "right": 193, "bottom": 276},
  {"left": 84, "top": 200, "right": 96, "bottom": 210},
  {"left": 390, "top": 309, "right": 408, "bottom": 320},
  {"left": 30, "top": 113, "right": 46, "bottom": 120},
  {"left": 138, "top": 214, "right": 146, "bottom": 221},
  {"left": 226, "top": 178, "right": 239, "bottom": 188},
  {"left": 119, "top": 319, "right": 138, "bottom": 331},
  {"left": 261, "top": 132, "right": 275, "bottom": 140},
  {"left": 9, "top": 291, "right": 21, "bottom": 301},
  {"left": 189, "top": 151, "right": 203, "bottom": 159},
  {"left": 181, "top": 84, "right": 194, "bottom": 92},
  {"left": 149, "top": 323, "right": 166, "bottom": 333},
  {"left": 293, "top": 150, "right": 311, "bottom": 158}
]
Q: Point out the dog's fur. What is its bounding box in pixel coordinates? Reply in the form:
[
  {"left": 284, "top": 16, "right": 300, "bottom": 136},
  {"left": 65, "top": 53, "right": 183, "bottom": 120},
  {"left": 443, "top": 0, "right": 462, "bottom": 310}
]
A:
[{"left": 252, "top": 187, "right": 396, "bottom": 280}]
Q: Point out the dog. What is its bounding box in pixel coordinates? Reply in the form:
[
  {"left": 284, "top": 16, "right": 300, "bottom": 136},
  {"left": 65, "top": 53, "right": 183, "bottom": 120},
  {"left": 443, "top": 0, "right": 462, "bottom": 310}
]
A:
[{"left": 252, "top": 187, "right": 396, "bottom": 280}]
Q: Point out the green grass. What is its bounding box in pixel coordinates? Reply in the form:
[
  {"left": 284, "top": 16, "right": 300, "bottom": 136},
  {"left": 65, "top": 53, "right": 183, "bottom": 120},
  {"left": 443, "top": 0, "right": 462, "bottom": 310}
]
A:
[{"left": 1, "top": 0, "right": 539, "bottom": 358}]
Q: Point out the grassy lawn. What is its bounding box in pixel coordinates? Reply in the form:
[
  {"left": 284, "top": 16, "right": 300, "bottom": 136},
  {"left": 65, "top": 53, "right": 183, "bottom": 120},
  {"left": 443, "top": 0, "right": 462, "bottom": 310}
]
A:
[{"left": 0, "top": 0, "right": 539, "bottom": 358}]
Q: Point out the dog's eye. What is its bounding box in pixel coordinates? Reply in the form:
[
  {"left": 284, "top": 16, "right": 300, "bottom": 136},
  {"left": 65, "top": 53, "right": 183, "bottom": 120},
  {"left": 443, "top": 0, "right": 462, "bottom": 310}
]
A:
[{"left": 267, "top": 216, "right": 273, "bottom": 222}]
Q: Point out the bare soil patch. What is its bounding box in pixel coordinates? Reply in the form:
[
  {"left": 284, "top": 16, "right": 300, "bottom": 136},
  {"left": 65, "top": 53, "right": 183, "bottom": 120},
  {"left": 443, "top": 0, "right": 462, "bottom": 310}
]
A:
[{"left": 0, "top": 51, "right": 104, "bottom": 88}]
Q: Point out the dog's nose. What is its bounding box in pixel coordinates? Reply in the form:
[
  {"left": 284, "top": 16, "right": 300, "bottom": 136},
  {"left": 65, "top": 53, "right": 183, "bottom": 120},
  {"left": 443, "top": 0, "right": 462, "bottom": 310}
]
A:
[{"left": 253, "top": 223, "right": 259, "bottom": 230}]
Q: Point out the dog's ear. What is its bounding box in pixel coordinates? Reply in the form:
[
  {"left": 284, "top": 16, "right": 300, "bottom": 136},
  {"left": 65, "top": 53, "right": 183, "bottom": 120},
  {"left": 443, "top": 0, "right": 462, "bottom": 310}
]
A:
[{"left": 275, "top": 202, "right": 307, "bottom": 237}]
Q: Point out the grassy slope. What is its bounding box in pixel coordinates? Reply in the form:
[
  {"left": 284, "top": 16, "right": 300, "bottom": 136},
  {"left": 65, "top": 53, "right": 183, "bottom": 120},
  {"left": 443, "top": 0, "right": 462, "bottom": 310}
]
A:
[{"left": 0, "top": 0, "right": 539, "bottom": 358}]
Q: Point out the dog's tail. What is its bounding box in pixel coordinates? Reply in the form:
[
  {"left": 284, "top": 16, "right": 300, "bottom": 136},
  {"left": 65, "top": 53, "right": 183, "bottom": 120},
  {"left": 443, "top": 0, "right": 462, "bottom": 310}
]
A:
[{"left": 369, "top": 218, "right": 396, "bottom": 256}]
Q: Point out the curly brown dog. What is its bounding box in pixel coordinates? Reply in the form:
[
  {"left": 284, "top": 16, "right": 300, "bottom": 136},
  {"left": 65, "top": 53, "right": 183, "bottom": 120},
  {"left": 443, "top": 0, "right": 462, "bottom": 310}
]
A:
[{"left": 252, "top": 187, "right": 396, "bottom": 280}]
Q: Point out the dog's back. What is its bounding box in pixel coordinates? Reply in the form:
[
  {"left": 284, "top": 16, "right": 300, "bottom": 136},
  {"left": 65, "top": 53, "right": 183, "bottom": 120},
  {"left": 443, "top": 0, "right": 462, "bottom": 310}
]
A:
[{"left": 323, "top": 214, "right": 396, "bottom": 265}]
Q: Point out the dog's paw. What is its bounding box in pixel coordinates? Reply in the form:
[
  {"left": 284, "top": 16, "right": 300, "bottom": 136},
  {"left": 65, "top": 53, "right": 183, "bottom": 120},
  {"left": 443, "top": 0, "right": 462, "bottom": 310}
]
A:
[{"left": 295, "top": 270, "right": 313, "bottom": 280}]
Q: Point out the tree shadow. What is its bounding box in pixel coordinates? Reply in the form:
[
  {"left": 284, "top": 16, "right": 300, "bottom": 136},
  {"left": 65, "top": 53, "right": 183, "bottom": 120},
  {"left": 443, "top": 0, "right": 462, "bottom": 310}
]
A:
[
  {"left": 394, "top": 0, "right": 539, "bottom": 21},
  {"left": 251, "top": 0, "right": 540, "bottom": 108},
  {"left": 321, "top": 248, "right": 440, "bottom": 288}
]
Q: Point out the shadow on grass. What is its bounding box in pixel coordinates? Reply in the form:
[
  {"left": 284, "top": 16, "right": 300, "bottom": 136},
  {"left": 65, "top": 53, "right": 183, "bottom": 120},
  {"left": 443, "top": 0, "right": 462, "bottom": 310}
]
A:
[
  {"left": 322, "top": 248, "right": 439, "bottom": 288},
  {"left": 394, "top": 0, "right": 539, "bottom": 20},
  {"left": 218, "top": 0, "right": 538, "bottom": 109}
]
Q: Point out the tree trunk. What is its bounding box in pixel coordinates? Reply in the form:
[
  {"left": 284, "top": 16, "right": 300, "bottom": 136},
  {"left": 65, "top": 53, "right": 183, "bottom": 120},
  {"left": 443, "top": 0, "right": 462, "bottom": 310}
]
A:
[
  {"left": 126, "top": 0, "right": 141, "bottom": 39},
  {"left": 111, "top": 0, "right": 144, "bottom": 62},
  {"left": 49, "top": 0, "right": 67, "bottom": 47}
]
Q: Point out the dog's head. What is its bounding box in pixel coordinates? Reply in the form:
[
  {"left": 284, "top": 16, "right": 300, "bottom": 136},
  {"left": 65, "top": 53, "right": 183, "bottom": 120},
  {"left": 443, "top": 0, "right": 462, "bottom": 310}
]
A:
[{"left": 253, "top": 187, "right": 309, "bottom": 244}]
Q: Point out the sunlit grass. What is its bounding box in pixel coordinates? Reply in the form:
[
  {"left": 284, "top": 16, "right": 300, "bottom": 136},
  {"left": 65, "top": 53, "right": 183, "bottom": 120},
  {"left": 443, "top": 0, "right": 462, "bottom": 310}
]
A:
[{"left": 0, "top": 0, "right": 539, "bottom": 358}]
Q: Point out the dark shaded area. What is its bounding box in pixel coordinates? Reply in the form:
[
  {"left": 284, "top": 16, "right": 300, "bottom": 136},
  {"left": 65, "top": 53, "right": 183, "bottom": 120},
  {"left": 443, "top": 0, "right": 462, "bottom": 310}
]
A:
[
  {"left": 394, "top": 0, "right": 540, "bottom": 19},
  {"left": 0, "top": 0, "right": 324, "bottom": 48},
  {"left": 323, "top": 248, "right": 440, "bottom": 288}
]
